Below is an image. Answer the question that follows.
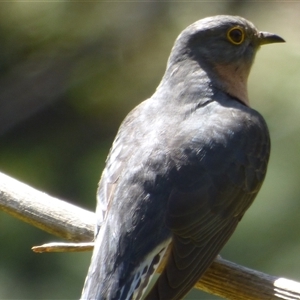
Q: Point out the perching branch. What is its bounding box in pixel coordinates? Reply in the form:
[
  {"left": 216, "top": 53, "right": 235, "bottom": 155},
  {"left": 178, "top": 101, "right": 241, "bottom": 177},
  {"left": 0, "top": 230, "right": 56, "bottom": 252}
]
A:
[
  {"left": 0, "top": 172, "right": 95, "bottom": 242},
  {"left": 0, "top": 171, "right": 299, "bottom": 300}
]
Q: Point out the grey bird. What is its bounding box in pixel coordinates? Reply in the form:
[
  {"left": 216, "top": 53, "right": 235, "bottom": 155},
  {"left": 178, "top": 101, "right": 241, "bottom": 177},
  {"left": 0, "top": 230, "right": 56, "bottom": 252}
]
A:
[{"left": 81, "top": 15, "right": 284, "bottom": 300}]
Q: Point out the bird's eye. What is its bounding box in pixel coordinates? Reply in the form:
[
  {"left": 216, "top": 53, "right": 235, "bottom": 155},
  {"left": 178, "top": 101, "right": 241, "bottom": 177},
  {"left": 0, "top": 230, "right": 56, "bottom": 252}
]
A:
[{"left": 227, "top": 27, "right": 245, "bottom": 45}]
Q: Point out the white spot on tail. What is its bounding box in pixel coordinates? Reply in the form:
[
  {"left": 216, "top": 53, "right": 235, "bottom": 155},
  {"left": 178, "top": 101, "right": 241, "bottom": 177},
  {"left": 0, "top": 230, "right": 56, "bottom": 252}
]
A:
[{"left": 119, "top": 239, "right": 171, "bottom": 300}]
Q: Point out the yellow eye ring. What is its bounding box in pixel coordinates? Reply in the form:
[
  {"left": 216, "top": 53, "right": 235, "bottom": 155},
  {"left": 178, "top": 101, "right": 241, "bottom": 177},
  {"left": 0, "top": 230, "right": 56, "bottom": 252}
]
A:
[{"left": 227, "top": 27, "right": 245, "bottom": 45}]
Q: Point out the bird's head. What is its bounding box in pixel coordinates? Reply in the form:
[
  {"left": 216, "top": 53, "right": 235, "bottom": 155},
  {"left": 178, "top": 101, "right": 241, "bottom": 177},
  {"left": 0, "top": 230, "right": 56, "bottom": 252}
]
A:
[{"left": 166, "top": 15, "right": 285, "bottom": 105}]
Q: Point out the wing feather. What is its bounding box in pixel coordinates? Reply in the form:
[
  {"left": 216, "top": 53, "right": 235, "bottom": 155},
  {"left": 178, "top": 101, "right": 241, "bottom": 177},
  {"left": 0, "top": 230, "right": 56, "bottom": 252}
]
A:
[
  {"left": 146, "top": 219, "right": 239, "bottom": 300},
  {"left": 145, "top": 106, "right": 270, "bottom": 299}
]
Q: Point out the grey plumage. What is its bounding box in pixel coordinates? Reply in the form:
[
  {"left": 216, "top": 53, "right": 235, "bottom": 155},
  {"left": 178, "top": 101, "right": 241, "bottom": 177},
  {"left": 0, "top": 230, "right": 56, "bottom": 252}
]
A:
[{"left": 81, "top": 15, "right": 284, "bottom": 300}]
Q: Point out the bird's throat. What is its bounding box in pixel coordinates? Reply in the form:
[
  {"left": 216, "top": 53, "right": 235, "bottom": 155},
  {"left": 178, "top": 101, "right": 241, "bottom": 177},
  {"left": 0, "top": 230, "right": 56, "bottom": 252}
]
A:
[{"left": 214, "top": 63, "right": 250, "bottom": 106}]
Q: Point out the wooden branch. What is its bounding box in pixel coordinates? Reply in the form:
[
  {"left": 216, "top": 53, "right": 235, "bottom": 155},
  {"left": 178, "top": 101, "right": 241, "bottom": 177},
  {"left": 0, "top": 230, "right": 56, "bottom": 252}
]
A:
[
  {"left": 197, "top": 260, "right": 300, "bottom": 300},
  {"left": 0, "top": 171, "right": 299, "bottom": 300},
  {"left": 0, "top": 172, "right": 95, "bottom": 242}
]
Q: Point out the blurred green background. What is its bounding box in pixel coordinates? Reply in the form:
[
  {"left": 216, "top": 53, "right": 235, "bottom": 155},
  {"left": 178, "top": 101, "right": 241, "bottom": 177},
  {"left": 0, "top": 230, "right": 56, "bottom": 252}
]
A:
[{"left": 0, "top": 1, "right": 299, "bottom": 299}]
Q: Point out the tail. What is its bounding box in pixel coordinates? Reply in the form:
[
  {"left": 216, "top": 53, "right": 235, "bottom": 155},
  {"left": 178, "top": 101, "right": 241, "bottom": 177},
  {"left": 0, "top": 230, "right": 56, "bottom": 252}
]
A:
[{"left": 81, "top": 222, "right": 171, "bottom": 300}]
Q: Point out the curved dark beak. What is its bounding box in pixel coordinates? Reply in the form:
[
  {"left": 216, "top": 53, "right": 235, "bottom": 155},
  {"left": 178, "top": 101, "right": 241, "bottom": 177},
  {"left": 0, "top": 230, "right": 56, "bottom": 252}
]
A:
[{"left": 259, "top": 31, "right": 285, "bottom": 45}]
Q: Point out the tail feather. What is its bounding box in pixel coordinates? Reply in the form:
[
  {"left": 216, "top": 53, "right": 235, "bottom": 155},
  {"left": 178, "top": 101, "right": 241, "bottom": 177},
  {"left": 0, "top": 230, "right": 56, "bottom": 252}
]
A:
[{"left": 81, "top": 225, "right": 171, "bottom": 300}]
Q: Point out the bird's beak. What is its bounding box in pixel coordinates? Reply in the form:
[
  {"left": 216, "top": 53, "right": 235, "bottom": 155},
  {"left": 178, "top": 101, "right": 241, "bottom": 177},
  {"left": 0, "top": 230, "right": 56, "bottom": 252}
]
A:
[{"left": 258, "top": 31, "right": 285, "bottom": 45}]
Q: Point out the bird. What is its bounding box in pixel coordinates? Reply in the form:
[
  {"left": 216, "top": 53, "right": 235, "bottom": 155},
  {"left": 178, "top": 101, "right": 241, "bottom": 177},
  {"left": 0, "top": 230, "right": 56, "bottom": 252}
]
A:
[{"left": 81, "top": 15, "right": 284, "bottom": 300}]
